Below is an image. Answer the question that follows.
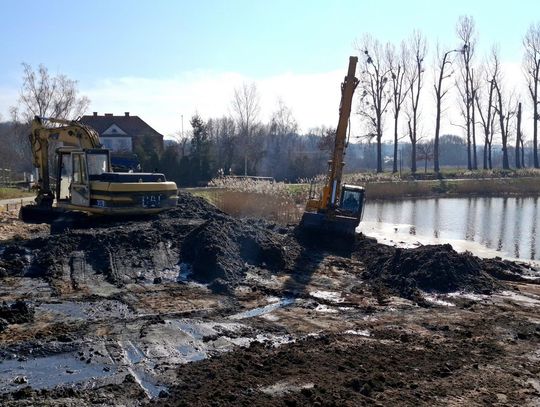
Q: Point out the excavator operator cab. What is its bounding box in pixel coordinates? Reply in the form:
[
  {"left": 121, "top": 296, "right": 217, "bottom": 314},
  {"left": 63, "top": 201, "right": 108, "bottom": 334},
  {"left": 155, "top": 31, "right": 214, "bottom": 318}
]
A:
[
  {"left": 339, "top": 185, "right": 365, "bottom": 218},
  {"left": 56, "top": 147, "right": 111, "bottom": 207}
]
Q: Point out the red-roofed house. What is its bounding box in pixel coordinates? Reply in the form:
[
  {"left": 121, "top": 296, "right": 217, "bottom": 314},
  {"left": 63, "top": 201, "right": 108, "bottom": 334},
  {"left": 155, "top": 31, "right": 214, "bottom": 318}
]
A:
[{"left": 79, "top": 112, "right": 164, "bottom": 154}]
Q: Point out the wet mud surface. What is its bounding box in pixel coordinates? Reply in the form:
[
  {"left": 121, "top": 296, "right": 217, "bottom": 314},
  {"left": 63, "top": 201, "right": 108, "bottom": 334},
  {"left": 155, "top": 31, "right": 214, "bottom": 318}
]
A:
[{"left": 0, "top": 193, "right": 539, "bottom": 406}]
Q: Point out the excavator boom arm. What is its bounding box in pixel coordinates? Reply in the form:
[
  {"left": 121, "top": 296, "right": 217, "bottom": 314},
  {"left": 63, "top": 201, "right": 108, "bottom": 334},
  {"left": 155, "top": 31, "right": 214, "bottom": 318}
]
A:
[{"left": 321, "top": 56, "right": 359, "bottom": 209}]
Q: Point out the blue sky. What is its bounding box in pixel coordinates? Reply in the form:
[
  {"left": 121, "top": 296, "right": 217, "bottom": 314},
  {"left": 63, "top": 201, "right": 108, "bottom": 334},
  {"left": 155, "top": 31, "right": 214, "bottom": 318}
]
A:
[{"left": 0, "top": 0, "right": 537, "bottom": 135}]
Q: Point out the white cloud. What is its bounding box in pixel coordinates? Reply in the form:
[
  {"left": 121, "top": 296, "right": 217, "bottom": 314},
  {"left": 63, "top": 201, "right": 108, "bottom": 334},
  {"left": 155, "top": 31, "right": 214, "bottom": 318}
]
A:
[
  {"left": 81, "top": 69, "right": 345, "bottom": 137},
  {"left": 0, "top": 61, "right": 532, "bottom": 143}
]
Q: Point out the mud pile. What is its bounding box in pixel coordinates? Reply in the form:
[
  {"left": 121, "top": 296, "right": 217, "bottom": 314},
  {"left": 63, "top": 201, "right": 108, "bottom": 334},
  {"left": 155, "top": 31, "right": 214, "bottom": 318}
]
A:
[
  {"left": 353, "top": 236, "right": 506, "bottom": 301},
  {"left": 181, "top": 215, "right": 298, "bottom": 292},
  {"left": 0, "top": 300, "right": 34, "bottom": 332},
  {"left": 0, "top": 193, "right": 300, "bottom": 293}
]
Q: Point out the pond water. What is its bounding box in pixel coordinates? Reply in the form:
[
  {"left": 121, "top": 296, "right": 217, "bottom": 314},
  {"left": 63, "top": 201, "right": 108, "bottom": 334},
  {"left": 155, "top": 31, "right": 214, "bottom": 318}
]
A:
[{"left": 360, "top": 196, "right": 540, "bottom": 262}]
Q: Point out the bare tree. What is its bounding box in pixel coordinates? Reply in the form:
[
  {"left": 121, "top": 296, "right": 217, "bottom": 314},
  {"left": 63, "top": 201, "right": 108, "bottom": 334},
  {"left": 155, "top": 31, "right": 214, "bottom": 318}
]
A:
[
  {"left": 405, "top": 31, "right": 427, "bottom": 173},
  {"left": 475, "top": 61, "right": 497, "bottom": 170},
  {"left": 515, "top": 102, "right": 524, "bottom": 168},
  {"left": 492, "top": 51, "right": 512, "bottom": 170},
  {"left": 356, "top": 35, "right": 392, "bottom": 173},
  {"left": 15, "top": 63, "right": 89, "bottom": 121},
  {"left": 387, "top": 42, "right": 409, "bottom": 173},
  {"left": 456, "top": 16, "right": 477, "bottom": 170},
  {"left": 434, "top": 44, "right": 461, "bottom": 172},
  {"left": 270, "top": 99, "right": 298, "bottom": 136},
  {"left": 417, "top": 140, "right": 434, "bottom": 173},
  {"left": 523, "top": 22, "right": 540, "bottom": 168},
  {"left": 231, "top": 82, "right": 260, "bottom": 175}
]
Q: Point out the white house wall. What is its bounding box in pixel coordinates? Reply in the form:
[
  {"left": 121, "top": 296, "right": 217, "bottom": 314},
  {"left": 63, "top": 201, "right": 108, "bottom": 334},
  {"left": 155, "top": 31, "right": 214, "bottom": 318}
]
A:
[{"left": 101, "top": 136, "right": 133, "bottom": 152}]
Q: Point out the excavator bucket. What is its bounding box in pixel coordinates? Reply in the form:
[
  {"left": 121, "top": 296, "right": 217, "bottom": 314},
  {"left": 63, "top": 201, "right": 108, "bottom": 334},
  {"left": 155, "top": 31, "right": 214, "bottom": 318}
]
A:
[{"left": 300, "top": 211, "right": 360, "bottom": 237}]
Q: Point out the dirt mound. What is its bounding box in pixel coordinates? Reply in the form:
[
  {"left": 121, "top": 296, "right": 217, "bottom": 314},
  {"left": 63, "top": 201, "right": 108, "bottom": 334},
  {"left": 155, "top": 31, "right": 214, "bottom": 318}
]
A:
[
  {"left": 0, "top": 193, "right": 300, "bottom": 293},
  {"left": 353, "top": 236, "right": 503, "bottom": 302},
  {"left": 0, "top": 301, "right": 34, "bottom": 327},
  {"left": 181, "top": 214, "right": 299, "bottom": 292},
  {"left": 163, "top": 192, "right": 225, "bottom": 220}
]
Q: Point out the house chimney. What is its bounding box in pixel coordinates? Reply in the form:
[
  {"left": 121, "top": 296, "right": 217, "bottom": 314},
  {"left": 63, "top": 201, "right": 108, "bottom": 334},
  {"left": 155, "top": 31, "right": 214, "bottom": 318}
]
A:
[
  {"left": 125, "top": 112, "right": 130, "bottom": 117},
  {"left": 93, "top": 112, "right": 98, "bottom": 116},
  {"left": 105, "top": 113, "right": 113, "bottom": 117}
]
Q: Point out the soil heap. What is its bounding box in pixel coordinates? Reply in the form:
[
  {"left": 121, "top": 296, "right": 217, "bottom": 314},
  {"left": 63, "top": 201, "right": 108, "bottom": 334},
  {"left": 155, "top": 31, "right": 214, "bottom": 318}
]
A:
[
  {"left": 0, "top": 300, "right": 34, "bottom": 332},
  {"left": 0, "top": 192, "right": 534, "bottom": 301},
  {"left": 0, "top": 193, "right": 300, "bottom": 294},
  {"left": 352, "top": 235, "right": 532, "bottom": 302}
]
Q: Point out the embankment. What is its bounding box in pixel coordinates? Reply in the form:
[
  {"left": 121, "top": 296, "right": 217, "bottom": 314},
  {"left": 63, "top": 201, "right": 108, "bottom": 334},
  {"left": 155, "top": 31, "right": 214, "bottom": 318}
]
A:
[{"left": 364, "top": 177, "right": 540, "bottom": 200}]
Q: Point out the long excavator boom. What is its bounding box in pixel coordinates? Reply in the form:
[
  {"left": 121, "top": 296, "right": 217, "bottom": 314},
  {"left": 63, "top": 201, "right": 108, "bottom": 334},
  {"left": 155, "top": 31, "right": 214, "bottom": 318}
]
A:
[
  {"left": 319, "top": 56, "right": 359, "bottom": 210},
  {"left": 301, "top": 57, "right": 365, "bottom": 237}
]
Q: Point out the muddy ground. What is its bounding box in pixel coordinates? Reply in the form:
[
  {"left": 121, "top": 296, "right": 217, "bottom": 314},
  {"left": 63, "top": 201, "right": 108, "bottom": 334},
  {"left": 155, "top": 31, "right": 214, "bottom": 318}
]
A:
[{"left": 0, "top": 193, "right": 539, "bottom": 406}]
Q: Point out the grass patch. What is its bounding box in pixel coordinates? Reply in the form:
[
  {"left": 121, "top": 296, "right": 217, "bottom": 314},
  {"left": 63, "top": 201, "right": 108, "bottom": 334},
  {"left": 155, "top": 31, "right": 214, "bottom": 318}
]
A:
[{"left": 0, "top": 188, "right": 34, "bottom": 200}]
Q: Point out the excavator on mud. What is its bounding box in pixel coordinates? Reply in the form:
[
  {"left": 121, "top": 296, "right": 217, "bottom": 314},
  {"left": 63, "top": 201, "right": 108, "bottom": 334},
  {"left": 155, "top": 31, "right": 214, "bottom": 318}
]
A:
[
  {"left": 20, "top": 116, "right": 178, "bottom": 224},
  {"left": 300, "top": 56, "right": 365, "bottom": 237}
]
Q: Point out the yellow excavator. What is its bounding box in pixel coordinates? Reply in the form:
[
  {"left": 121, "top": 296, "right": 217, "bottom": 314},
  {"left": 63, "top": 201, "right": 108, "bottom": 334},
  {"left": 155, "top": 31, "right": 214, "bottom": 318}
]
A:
[
  {"left": 20, "top": 116, "right": 178, "bottom": 223},
  {"left": 301, "top": 56, "right": 365, "bottom": 237}
]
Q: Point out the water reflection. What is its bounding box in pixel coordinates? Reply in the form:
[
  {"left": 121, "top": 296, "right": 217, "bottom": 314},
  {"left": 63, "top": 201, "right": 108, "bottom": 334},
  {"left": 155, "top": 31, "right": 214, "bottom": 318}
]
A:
[{"left": 363, "top": 197, "right": 540, "bottom": 261}]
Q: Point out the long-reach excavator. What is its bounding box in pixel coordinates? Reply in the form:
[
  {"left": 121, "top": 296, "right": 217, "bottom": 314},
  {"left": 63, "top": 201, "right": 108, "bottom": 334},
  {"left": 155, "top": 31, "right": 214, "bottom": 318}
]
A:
[
  {"left": 300, "top": 56, "right": 365, "bottom": 237},
  {"left": 20, "top": 116, "right": 178, "bottom": 223}
]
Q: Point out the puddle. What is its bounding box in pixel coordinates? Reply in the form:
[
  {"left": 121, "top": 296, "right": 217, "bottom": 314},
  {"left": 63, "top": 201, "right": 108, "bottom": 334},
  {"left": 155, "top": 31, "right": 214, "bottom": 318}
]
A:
[
  {"left": 168, "top": 319, "right": 243, "bottom": 340},
  {"left": 0, "top": 353, "right": 115, "bottom": 391},
  {"left": 0, "top": 277, "right": 52, "bottom": 300},
  {"left": 118, "top": 340, "right": 169, "bottom": 399},
  {"left": 228, "top": 297, "right": 295, "bottom": 320},
  {"left": 121, "top": 340, "right": 146, "bottom": 364},
  {"left": 37, "top": 300, "right": 135, "bottom": 321},
  {"left": 130, "top": 368, "right": 168, "bottom": 399},
  {"left": 310, "top": 290, "right": 344, "bottom": 303}
]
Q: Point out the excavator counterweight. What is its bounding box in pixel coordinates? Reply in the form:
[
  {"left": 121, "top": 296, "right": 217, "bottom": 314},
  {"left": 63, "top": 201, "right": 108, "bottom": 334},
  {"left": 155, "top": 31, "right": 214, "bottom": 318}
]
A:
[{"left": 300, "top": 57, "right": 365, "bottom": 237}]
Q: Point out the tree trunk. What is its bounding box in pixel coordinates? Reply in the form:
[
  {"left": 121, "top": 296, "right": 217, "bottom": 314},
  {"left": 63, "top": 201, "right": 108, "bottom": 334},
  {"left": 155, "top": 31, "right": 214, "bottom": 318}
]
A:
[
  {"left": 393, "top": 114, "right": 399, "bottom": 173},
  {"left": 377, "top": 127, "right": 383, "bottom": 173},
  {"left": 516, "top": 102, "right": 522, "bottom": 169},
  {"left": 434, "top": 96, "right": 441, "bottom": 172},
  {"left": 521, "top": 138, "right": 525, "bottom": 167},
  {"left": 483, "top": 141, "right": 488, "bottom": 170},
  {"left": 408, "top": 120, "right": 417, "bottom": 173},
  {"left": 534, "top": 81, "right": 539, "bottom": 168},
  {"left": 488, "top": 142, "right": 492, "bottom": 169},
  {"left": 466, "top": 133, "right": 471, "bottom": 170},
  {"left": 411, "top": 142, "right": 417, "bottom": 173},
  {"left": 472, "top": 95, "right": 477, "bottom": 169}
]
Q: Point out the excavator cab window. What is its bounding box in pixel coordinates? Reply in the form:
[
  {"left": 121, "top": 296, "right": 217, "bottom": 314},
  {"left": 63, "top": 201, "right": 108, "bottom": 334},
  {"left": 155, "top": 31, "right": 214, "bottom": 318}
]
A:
[
  {"left": 340, "top": 187, "right": 364, "bottom": 215},
  {"left": 87, "top": 151, "right": 110, "bottom": 179},
  {"left": 58, "top": 152, "right": 72, "bottom": 201}
]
